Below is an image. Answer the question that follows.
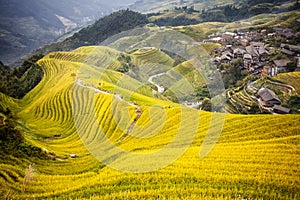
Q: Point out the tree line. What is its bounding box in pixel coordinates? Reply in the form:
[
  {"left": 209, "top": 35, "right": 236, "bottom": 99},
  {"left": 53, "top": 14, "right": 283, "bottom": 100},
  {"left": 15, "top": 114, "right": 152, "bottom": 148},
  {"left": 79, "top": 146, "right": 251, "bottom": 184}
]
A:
[
  {"left": 0, "top": 105, "right": 46, "bottom": 158},
  {"left": 150, "top": 0, "right": 300, "bottom": 26},
  {"left": 200, "top": 0, "right": 300, "bottom": 23},
  {"left": 39, "top": 9, "right": 149, "bottom": 55},
  {"left": 0, "top": 54, "right": 44, "bottom": 99}
]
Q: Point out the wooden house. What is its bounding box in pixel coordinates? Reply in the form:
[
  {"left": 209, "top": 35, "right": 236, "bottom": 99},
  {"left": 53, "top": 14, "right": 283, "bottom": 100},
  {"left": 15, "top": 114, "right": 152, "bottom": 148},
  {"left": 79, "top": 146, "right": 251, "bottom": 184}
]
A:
[
  {"left": 240, "top": 38, "right": 249, "bottom": 47},
  {"left": 273, "top": 59, "right": 291, "bottom": 72},
  {"left": 220, "top": 54, "right": 231, "bottom": 63},
  {"left": 258, "top": 88, "right": 281, "bottom": 107},
  {"left": 273, "top": 105, "right": 290, "bottom": 114},
  {"left": 261, "top": 66, "right": 271, "bottom": 77},
  {"left": 233, "top": 48, "right": 246, "bottom": 58},
  {"left": 222, "top": 32, "right": 236, "bottom": 41},
  {"left": 210, "top": 37, "right": 223, "bottom": 43},
  {"left": 281, "top": 48, "right": 294, "bottom": 56}
]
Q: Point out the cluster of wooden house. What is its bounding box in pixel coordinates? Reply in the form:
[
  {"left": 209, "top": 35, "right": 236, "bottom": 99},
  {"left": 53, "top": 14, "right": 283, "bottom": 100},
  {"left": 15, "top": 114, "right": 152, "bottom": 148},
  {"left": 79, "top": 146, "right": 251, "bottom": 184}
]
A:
[
  {"left": 199, "top": 25, "right": 300, "bottom": 114},
  {"left": 206, "top": 26, "right": 300, "bottom": 77}
]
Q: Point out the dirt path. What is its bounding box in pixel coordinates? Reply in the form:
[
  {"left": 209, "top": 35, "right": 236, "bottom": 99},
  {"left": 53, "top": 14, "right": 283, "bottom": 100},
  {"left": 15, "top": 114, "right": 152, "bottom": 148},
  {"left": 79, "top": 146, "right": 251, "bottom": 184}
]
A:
[
  {"left": 76, "top": 79, "right": 143, "bottom": 143},
  {"left": 148, "top": 73, "right": 166, "bottom": 93},
  {"left": 117, "top": 107, "right": 143, "bottom": 143},
  {"left": 76, "top": 79, "right": 110, "bottom": 95}
]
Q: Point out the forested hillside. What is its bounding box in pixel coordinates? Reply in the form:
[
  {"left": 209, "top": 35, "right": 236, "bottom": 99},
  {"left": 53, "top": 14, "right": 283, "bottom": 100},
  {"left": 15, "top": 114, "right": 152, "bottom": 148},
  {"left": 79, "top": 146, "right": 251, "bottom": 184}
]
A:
[
  {"left": 148, "top": 0, "right": 300, "bottom": 26},
  {"left": 200, "top": 0, "right": 300, "bottom": 22},
  {"left": 0, "top": 0, "right": 135, "bottom": 64},
  {"left": 38, "top": 10, "right": 148, "bottom": 56},
  {"left": 0, "top": 55, "right": 44, "bottom": 98}
]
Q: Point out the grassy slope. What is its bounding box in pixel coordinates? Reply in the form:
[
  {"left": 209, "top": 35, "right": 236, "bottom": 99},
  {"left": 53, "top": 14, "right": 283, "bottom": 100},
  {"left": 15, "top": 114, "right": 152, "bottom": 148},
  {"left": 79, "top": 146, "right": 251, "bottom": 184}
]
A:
[
  {"left": 0, "top": 47, "right": 299, "bottom": 199},
  {"left": 175, "top": 10, "right": 300, "bottom": 41},
  {"left": 194, "top": 0, "right": 234, "bottom": 11},
  {"left": 130, "top": 0, "right": 233, "bottom": 14}
]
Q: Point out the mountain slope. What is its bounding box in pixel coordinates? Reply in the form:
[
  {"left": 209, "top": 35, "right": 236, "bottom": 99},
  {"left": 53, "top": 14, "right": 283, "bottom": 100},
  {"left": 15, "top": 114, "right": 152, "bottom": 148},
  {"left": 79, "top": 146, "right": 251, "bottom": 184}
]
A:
[
  {"left": 0, "top": 0, "right": 136, "bottom": 64},
  {"left": 37, "top": 10, "right": 149, "bottom": 57},
  {"left": 128, "top": 0, "right": 234, "bottom": 13},
  {"left": 0, "top": 46, "right": 299, "bottom": 199}
]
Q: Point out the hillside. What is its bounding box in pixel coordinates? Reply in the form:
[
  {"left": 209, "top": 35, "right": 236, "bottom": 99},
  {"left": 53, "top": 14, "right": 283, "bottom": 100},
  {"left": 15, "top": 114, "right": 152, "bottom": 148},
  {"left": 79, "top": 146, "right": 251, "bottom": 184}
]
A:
[
  {"left": 0, "top": 0, "right": 135, "bottom": 64},
  {"left": 0, "top": 55, "right": 44, "bottom": 99},
  {"left": 0, "top": 46, "right": 299, "bottom": 199},
  {"left": 3, "top": 0, "right": 299, "bottom": 65},
  {"left": 36, "top": 10, "right": 148, "bottom": 58},
  {"left": 2, "top": 9, "right": 300, "bottom": 114},
  {"left": 144, "top": 0, "right": 299, "bottom": 27},
  {"left": 129, "top": 0, "right": 234, "bottom": 13},
  {"left": 33, "top": 5, "right": 300, "bottom": 61}
]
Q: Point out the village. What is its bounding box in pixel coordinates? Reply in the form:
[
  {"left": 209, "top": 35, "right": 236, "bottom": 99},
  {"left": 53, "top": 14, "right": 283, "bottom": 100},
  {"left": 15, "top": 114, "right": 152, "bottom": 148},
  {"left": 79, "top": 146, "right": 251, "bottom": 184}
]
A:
[
  {"left": 207, "top": 27, "right": 300, "bottom": 77},
  {"left": 201, "top": 21, "right": 300, "bottom": 114}
]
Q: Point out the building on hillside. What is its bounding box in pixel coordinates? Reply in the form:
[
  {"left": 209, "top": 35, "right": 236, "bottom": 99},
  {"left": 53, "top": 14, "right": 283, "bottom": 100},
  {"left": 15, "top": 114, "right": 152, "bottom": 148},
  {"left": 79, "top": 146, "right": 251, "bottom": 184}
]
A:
[
  {"left": 211, "top": 57, "right": 220, "bottom": 64},
  {"left": 246, "top": 43, "right": 264, "bottom": 56},
  {"left": 245, "top": 43, "right": 269, "bottom": 60},
  {"left": 271, "top": 67, "right": 278, "bottom": 76},
  {"left": 210, "top": 37, "right": 223, "bottom": 43},
  {"left": 280, "top": 44, "right": 300, "bottom": 53},
  {"left": 220, "top": 54, "right": 231, "bottom": 63},
  {"left": 246, "top": 45, "right": 259, "bottom": 58},
  {"left": 261, "top": 66, "right": 271, "bottom": 77},
  {"left": 258, "top": 88, "right": 281, "bottom": 107},
  {"left": 261, "top": 29, "right": 267, "bottom": 35},
  {"left": 226, "top": 45, "right": 233, "bottom": 50},
  {"left": 258, "top": 47, "right": 269, "bottom": 61},
  {"left": 243, "top": 53, "right": 252, "bottom": 61},
  {"left": 251, "top": 42, "right": 264, "bottom": 49},
  {"left": 233, "top": 48, "right": 246, "bottom": 58},
  {"left": 247, "top": 32, "right": 262, "bottom": 41},
  {"left": 261, "top": 66, "right": 278, "bottom": 77},
  {"left": 281, "top": 48, "right": 294, "bottom": 56},
  {"left": 273, "top": 105, "right": 290, "bottom": 114},
  {"left": 222, "top": 32, "right": 236, "bottom": 40},
  {"left": 240, "top": 38, "right": 249, "bottom": 47},
  {"left": 222, "top": 51, "right": 233, "bottom": 58},
  {"left": 267, "top": 33, "right": 276, "bottom": 38},
  {"left": 273, "top": 59, "right": 291, "bottom": 72},
  {"left": 274, "top": 27, "right": 294, "bottom": 38},
  {"left": 243, "top": 53, "right": 253, "bottom": 68}
]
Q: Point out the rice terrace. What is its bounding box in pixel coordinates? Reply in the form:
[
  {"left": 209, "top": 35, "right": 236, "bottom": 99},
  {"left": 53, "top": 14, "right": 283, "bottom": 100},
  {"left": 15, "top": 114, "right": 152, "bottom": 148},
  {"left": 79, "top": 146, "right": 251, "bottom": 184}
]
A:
[{"left": 0, "top": 1, "right": 300, "bottom": 200}]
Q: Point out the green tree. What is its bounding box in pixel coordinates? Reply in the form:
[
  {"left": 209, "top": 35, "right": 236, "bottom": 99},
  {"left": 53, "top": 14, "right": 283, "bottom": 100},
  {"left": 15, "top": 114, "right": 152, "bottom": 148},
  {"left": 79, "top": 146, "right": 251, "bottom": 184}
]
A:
[{"left": 0, "top": 54, "right": 44, "bottom": 99}]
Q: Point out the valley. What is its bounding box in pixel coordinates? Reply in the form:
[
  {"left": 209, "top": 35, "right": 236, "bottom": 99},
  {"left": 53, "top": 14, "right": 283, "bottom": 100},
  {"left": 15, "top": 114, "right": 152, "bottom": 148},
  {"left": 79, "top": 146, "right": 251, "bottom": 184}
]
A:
[{"left": 0, "top": 0, "right": 137, "bottom": 64}]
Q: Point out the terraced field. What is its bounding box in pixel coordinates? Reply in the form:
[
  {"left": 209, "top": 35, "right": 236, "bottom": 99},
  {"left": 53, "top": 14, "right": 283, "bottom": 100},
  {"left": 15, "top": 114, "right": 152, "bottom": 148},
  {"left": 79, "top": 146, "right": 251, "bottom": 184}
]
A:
[
  {"left": 153, "top": 60, "right": 206, "bottom": 102},
  {"left": 0, "top": 47, "right": 300, "bottom": 199},
  {"left": 226, "top": 88, "right": 254, "bottom": 114},
  {"left": 225, "top": 74, "right": 300, "bottom": 114},
  {"left": 275, "top": 72, "right": 300, "bottom": 94}
]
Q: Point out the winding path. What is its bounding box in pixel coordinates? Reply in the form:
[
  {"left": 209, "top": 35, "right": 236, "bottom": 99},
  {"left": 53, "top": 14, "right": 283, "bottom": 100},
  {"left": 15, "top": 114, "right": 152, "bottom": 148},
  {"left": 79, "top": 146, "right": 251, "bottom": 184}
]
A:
[
  {"left": 76, "top": 79, "right": 138, "bottom": 108},
  {"left": 148, "top": 73, "right": 166, "bottom": 93},
  {"left": 76, "top": 79, "right": 142, "bottom": 142}
]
